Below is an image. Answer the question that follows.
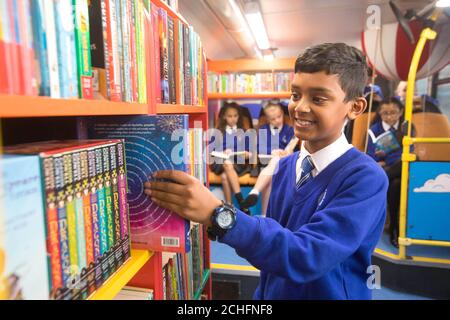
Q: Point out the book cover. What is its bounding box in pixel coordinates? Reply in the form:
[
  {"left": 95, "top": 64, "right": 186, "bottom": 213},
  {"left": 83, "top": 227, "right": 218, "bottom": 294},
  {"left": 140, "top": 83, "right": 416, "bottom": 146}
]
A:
[
  {"left": 73, "top": 0, "right": 93, "bottom": 99},
  {"left": 0, "top": 155, "right": 49, "bottom": 300},
  {"left": 159, "top": 8, "right": 169, "bottom": 104},
  {"left": 86, "top": 115, "right": 191, "bottom": 253},
  {"left": 167, "top": 15, "right": 176, "bottom": 104},
  {"left": 368, "top": 129, "right": 401, "bottom": 154},
  {"left": 54, "top": 0, "right": 79, "bottom": 98},
  {"left": 150, "top": 2, "right": 161, "bottom": 104}
]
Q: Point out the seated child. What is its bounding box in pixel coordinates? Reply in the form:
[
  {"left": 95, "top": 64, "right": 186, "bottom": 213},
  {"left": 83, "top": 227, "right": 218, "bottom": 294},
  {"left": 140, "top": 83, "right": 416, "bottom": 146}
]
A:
[
  {"left": 367, "top": 97, "right": 415, "bottom": 247},
  {"left": 241, "top": 102, "right": 297, "bottom": 214},
  {"left": 209, "top": 102, "right": 252, "bottom": 213}
]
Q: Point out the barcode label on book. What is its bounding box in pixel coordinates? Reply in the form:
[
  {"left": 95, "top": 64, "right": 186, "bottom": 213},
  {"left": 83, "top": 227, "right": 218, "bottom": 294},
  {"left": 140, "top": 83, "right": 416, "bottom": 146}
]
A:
[{"left": 162, "top": 237, "right": 180, "bottom": 248}]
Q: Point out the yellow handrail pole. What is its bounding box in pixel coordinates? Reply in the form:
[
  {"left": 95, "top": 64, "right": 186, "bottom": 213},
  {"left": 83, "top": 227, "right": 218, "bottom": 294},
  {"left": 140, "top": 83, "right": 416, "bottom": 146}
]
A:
[{"left": 398, "top": 9, "right": 442, "bottom": 259}]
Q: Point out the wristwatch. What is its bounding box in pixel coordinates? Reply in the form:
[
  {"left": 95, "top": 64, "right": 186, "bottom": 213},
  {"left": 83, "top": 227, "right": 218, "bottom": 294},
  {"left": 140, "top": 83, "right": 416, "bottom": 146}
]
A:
[{"left": 207, "top": 201, "right": 237, "bottom": 241}]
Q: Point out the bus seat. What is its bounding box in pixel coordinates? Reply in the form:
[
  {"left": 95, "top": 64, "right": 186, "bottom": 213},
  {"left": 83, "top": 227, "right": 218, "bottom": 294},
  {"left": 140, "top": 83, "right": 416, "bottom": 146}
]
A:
[
  {"left": 411, "top": 112, "right": 450, "bottom": 161},
  {"left": 351, "top": 112, "right": 376, "bottom": 152}
]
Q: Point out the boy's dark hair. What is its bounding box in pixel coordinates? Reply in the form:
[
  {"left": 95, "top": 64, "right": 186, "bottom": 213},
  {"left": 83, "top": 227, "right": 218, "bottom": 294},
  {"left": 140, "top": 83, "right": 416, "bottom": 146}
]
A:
[
  {"left": 380, "top": 96, "right": 404, "bottom": 111},
  {"left": 295, "top": 43, "right": 368, "bottom": 102}
]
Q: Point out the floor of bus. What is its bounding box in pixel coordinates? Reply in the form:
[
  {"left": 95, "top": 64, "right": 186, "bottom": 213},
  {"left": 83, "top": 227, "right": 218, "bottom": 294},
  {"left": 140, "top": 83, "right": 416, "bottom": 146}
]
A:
[{"left": 209, "top": 185, "right": 450, "bottom": 300}]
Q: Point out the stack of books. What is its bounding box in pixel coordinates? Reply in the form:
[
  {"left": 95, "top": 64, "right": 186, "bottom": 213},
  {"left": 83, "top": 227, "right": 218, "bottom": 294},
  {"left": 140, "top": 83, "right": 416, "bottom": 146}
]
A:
[{"left": 3, "top": 140, "right": 132, "bottom": 300}]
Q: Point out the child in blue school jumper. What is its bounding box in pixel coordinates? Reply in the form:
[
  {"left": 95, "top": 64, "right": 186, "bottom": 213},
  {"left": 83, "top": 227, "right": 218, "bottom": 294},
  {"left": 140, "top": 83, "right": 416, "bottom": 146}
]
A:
[
  {"left": 145, "top": 43, "right": 389, "bottom": 300},
  {"left": 241, "top": 101, "right": 296, "bottom": 211},
  {"left": 367, "top": 97, "right": 415, "bottom": 248},
  {"left": 209, "top": 102, "right": 252, "bottom": 213}
]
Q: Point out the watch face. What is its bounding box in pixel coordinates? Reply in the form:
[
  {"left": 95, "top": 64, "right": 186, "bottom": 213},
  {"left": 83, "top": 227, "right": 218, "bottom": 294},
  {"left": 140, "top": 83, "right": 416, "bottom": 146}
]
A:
[{"left": 217, "top": 211, "right": 233, "bottom": 229}]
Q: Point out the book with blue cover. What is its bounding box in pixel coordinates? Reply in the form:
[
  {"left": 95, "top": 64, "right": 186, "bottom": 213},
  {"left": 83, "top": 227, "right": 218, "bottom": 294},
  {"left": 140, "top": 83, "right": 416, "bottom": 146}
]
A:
[
  {"left": 368, "top": 129, "right": 401, "bottom": 155},
  {"left": 0, "top": 155, "right": 49, "bottom": 300},
  {"left": 85, "top": 115, "right": 191, "bottom": 253}
]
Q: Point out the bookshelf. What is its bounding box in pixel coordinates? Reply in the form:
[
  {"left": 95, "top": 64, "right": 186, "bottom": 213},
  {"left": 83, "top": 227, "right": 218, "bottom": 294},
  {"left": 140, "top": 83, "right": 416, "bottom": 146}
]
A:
[
  {"left": 0, "top": 0, "right": 211, "bottom": 301},
  {"left": 208, "top": 92, "right": 292, "bottom": 100},
  {"left": 88, "top": 250, "right": 153, "bottom": 300}
]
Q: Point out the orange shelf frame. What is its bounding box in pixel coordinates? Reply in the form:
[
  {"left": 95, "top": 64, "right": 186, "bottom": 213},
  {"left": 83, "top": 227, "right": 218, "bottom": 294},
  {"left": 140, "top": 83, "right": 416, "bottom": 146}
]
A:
[
  {"left": 156, "top": 103, "right": 207, "bottom": 114},
  {"left": 208, "top": 58, "right": 296, "bottom": 73},
  {"left": 208, "top": 92, "right": 292, "bottom": 100},
  {"left": 152, "top": 0, "right": 188, "bottom": 25},
  {"left": 0, "top": 95, "right": 149, "bottom": 118}
]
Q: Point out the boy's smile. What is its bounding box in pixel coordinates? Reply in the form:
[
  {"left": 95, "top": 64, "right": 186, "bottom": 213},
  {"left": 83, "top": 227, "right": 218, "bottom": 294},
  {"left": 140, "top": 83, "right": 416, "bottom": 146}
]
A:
[{"left": 288, "top": 71, "right": 366, "bottom": 153}]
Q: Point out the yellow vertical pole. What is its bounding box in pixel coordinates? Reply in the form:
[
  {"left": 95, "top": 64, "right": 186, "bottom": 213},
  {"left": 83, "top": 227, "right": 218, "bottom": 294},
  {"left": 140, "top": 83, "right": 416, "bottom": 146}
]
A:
[{"left": 398, "top": 10, "right": 441, "bottom": 259}]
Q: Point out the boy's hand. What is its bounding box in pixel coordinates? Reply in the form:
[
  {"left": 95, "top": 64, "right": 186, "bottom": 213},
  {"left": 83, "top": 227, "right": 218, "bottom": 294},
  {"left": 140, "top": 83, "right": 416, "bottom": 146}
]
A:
[
  {"left": 144, "top": 170, "right": 222, "bottom": 226},
  {"left": 272, "top": 149, "right": 288, "bottom": 158}
]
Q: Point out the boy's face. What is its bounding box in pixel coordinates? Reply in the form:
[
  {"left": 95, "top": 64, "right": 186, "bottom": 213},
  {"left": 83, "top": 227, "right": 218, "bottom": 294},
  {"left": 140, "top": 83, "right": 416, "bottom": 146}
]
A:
[
  {"left": 224, "top": 108, "right": 239, "bottom": 127},
  {"left": 288, "top": 71, "right": 366, "bottom": 153},
  {"left": 379, "top": 103, "right": 402, "bottom": 127},
  {"left": 265, "top": 106, "right": 284, "bottom": 129}
]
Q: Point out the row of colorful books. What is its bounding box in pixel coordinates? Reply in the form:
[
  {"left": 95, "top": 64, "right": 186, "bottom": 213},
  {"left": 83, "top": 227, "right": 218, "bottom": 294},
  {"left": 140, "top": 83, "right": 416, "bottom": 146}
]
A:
[
  {"left": 162, "top": 223, "right": 206, "bottom": 300},
  {"left": 1, "top": 140, "right": 131, "bottom": 300},
  {"left": 81, "top": 114, "right": 207, "bottom": 254},
  {"left": 208, "top": 72, "right": 295, "bottom": 94},
  {"left": 0, "top": 0, "right": 206, "bottom": 106}
]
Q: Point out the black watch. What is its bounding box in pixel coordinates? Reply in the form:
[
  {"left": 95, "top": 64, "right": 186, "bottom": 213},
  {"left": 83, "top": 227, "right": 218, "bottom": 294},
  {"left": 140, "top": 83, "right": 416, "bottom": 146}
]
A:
[{"left": 207, "top": 201, "right": 237, "bottom": 241}]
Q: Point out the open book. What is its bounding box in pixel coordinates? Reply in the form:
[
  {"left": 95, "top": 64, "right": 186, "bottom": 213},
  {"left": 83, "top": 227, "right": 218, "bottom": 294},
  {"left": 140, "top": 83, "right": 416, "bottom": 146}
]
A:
[
  {"left": 210, "top": 151, "right": 247, "bottom": 160},
  {"left": 368, "top": 129, "right": 401, "bottom": 154}
]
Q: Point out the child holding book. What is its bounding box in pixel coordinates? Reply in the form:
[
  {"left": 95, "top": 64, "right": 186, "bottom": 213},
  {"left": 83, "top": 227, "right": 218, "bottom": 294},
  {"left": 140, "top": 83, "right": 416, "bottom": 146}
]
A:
[
  {"left": 367, "top": 97, "right": 415, "bottom": 248},
  {"left": 145, "top": 43, "right": 388, "bottom": 300},
  {"left": 240, "top": 102, "right": 297, "bottom": 215},
  {"left": 209, "top": 102, "right": 252, "bottom": 213}
]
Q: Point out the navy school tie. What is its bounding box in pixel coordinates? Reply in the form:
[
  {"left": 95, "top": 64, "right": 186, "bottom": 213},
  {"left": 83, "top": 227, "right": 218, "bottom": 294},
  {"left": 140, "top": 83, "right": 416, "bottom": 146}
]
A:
[{"left": 296, "top": 155, "right": 315, "bottom": 190}]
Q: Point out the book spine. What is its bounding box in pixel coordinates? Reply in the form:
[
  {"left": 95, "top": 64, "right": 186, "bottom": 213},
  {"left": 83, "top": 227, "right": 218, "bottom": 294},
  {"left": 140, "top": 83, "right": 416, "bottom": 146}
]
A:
[
  {"left": 95, "top": 147, "right": 110, "bottom": 283},
  {"left": 63, "top": 153, "right": 78, "bottom": 291},
  {"left": 117, "top": 142, "right": 130, "bottom": 260},
  {"left": 167, "top": 15, "right": 176, "bottom": 104},
  {"left": 109, "top": 144, "right": 124, "bottom": 266},
  {"left": 151, "top": 3, "right": 161, "bottom": 103},
  {"left": 159, "top": 8, "right": 169, "bottom": 103},
  {"left": 54, "top": 0, "right": 78, "bottom": 98},
  {"left": 88, "top": 148, "right": 102, "bottom": 289},
  {"left": 54, "top": 155, "right": 71, "bottom": 295},
  {"left": 137, "top": 0, "right": 147, "bottom": 104},
  {"left": 121, "top": 0, "right": 132, "bottom": 102},
  {"left": 102, "top": 146, "right": 117, "bottom": 274},
  {"left": 129, "top": 0, "right": 138, "bottom": 102},
  {"left": 73, "top": 0, "right": 93, "bottom": 99},
  {"left": 177, "top": 20, "right": 184, "bottom": 105},
  {"left": 16, "top": 0, "right": 37, "bottom": 95},
  {"left": 5, "top": 0, "right": 19, "bottom": 94},
  {"left": 183, "top": 25, "right": 191, "bottom": 105},
  {"left": 30, "top": 0, "right": 49, "bottom": 96},
  {"left": 0, "top": 0, "right": 13, "bottom": 94},
  {"left": 72, "top": 151, "right": 88, "bottom": 299},
  {"left": 115, "top": 0, "right": 125, "bottom": 101},
  {"left": 80, "top": 150, "right": 96, "bottom": 296},
  {"left": 43, "top": 157, "right": 63, "bottom": 297}
]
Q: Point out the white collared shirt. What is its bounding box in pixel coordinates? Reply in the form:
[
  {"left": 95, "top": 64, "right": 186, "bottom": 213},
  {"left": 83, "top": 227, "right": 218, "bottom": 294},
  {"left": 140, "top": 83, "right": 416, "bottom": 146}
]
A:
[
  {"left": 225, "top": 125, "right": 238, "bottom": 135},
  {"left": 296, "top": 133, "right": 352, "bottom": 183},
  {"left": 270, "top": 124, "right": 280, "bottom": 136},
  {"left": 382, "top": 121, "right": 399, "bottom": 132}
]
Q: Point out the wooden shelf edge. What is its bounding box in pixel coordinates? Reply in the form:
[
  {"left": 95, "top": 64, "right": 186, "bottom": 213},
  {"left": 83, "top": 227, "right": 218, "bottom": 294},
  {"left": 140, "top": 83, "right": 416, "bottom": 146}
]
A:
[
  {"left": 0, "top": 95, "right": 149, "bottom": 118},
  {"left": 88, "top": 250, "right": 153, "bottom": 300},
  {"left": 156, "top": 103, "right": 207, "bottom": 114},
  {"left": 208, "top": 92, "right": 292, "bottom": 99}
]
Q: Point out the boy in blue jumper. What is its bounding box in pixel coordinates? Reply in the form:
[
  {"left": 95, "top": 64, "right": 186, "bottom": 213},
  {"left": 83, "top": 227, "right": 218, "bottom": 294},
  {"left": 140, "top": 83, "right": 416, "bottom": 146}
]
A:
[{"left": 144, "top": 43, "right": 388, "bottom": 300}]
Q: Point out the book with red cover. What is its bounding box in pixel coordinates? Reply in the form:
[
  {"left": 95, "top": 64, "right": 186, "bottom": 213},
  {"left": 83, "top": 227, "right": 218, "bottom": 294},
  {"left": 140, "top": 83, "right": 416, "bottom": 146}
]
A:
[
  {"left": 0, "top": 0, "right": 13, "bottom": 94},
  {"left": 150, "top": 2, "right": 161, "bottom": 104}
]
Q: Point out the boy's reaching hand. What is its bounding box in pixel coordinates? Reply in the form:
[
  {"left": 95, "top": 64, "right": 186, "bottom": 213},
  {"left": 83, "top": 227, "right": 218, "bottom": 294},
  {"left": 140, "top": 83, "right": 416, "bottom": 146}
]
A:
[{"left": 144, "top": 170, "right": 222, "bottom": 227}]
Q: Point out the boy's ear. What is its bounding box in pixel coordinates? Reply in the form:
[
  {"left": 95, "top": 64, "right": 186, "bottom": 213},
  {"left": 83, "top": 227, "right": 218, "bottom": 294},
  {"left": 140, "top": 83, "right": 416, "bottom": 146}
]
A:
[{"left": 347, "top": 97, "right": 367, "bottom": 120}]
